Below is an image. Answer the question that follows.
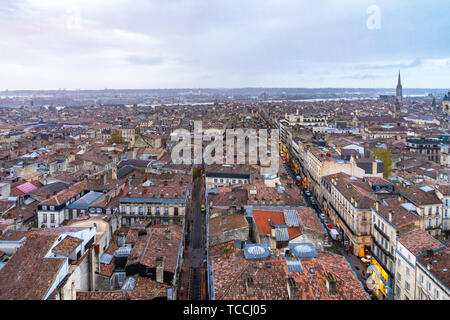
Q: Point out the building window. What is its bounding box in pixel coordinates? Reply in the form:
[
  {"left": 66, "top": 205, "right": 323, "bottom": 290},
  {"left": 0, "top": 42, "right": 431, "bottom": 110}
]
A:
[
  {"left": 130, "top": 207, "right": 135, "bottom": 215},
  {"left": 50, "top": 214, "right": 55, "bottom": 223},
  {"left": 42, "top": 206, "right": 47, "bottom": 211},
  {"left": 43, "top": 214, "right": 47, "bottom": 223},
  {"left": 405, "top": 281, "right": 410, "bottom": 293},
  {"left": 156, "top": 207, "right": 160, "bottom": 216},
  {"left": 174, "top": 207, "right": 179, "bottom": 216},
  {"left": 139, "top": 207, "right": 143, "bottom": 215},
  {"left": 164, "top": 207, "right": 168, "bottom": 216}
]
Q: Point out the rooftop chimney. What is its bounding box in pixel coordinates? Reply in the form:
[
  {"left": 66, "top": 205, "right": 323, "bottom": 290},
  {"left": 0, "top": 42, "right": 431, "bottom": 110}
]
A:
[
  {"left": 165, "top": 229, "right": 171, "bottom": 240},
  {"left": 118, "top": 232, "right": 125, "bottom": 247},
  {"left": 270, "top": 224, "right": 276, "bottom": 238},
  {"left": 156, "top": 257, "right": 164, "bottom": 284},
  {"left": 388, "top": 210, "right": 394, "bottom": 222},
  {"left": 326, "top": 272, "right": 337, "bottom": 295},
  {"left": 246, "top": 277, "right": 255, "bottom": 297},
  {"left": 286, "top": 277, "right": 298, "bottom": 300}
]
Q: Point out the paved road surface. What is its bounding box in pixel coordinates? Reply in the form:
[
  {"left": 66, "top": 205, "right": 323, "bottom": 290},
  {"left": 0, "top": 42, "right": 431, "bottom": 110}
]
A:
[{"left": 183, "top": 174, "right": 206, "bottom": 300}]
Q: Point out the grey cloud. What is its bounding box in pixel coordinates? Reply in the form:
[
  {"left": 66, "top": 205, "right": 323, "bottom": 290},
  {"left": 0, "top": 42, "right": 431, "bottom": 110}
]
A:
[
  {"left": 343, "top": 74, "right": 381, "bottom": 80},
  {"left": 0, "top": 0, "right": 449, "bottom": 89},
  {"left": 126, "top": 55, "right": 164, "bottom": 66},
  {"left": 354, "top": 58, "right": 423, "bottom": 70}
]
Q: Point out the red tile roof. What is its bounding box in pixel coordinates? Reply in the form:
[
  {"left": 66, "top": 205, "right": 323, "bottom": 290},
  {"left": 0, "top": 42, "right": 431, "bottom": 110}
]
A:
[
  {"left": 0, "top": 233, "right": 65, "bottom": 300},
  {"left": 52, "top": 236, "right": 82, "bottom": 256},
  {"left": 398, "top": 229, "right": 444, "bottom": 256}
]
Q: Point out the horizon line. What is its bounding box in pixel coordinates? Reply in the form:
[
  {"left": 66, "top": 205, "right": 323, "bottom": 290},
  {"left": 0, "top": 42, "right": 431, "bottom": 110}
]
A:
[{"left": 0, "top": 87, "right": 448, "bottom": 92}]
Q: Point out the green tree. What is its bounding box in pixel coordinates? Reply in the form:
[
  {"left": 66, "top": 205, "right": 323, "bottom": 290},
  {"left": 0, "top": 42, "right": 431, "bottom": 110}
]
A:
[{"left": 370, "top": 149, "right": 392, "bottom": 179}]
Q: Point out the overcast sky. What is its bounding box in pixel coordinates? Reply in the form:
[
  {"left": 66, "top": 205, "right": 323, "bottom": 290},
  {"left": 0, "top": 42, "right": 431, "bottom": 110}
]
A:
[{"left": 0, "top": 0, "right": 449, "bottom": 89}]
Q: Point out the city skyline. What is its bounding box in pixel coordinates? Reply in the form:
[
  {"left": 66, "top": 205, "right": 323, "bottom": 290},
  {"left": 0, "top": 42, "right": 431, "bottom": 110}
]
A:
[{"left": 0, "top": 0, "right": 449, "bottom": 90}]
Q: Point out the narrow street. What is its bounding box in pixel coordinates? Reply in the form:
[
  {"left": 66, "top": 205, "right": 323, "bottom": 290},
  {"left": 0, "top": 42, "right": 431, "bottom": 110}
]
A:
[
  {"left": 282, "top": 155, "right": 370, "bottom": 288},
  {"left": 180, "top": 172, "right": 206, "bottom": 300}
]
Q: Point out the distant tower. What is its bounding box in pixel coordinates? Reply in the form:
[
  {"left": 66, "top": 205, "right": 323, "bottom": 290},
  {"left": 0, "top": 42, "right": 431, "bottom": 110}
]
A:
[
  {"left": 443, "top": 91, "right": 450, "bottom": 115},
  {"left": 396, "top": 70, "right": 403, "bottom": 103},
  {"left": 394, "top": 70, "right": 403, "bottom": 115}
]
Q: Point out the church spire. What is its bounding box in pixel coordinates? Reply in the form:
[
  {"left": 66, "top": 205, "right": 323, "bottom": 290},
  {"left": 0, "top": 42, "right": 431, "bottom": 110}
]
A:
[{"left": 395, "top": 70, "right": 403, "bottom": 114}]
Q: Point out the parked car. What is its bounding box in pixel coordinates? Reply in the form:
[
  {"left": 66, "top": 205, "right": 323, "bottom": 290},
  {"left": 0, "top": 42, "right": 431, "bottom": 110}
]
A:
[
  {"left": 319, "top": 213, "right": 326, "bottom": 220},
  {"left": 304, "top": 190, "right": 311, "bottom": 197},
  {"left": 361, "top": 256, "right": 371, "bottom": 265},
  {"left": 330, "top": 228, "right": 340, "bottom": 241}
]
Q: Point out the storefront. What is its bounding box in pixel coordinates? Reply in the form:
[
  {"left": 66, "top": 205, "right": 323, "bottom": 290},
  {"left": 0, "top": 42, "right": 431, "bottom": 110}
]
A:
[{"left": 368, "top": 259, "right": 392, "bottom": 299}]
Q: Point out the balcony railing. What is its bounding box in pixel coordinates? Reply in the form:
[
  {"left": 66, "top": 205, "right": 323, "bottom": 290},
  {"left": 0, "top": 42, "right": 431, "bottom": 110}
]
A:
[
  {"left": 425, "top": 224, "right": 441, "bottom": 231},
  {"left": 374, "top": 224, "right": 390, "bottom": 241},
  {"left": 371, "top": 235, "right": 392, "bottom": 258}
]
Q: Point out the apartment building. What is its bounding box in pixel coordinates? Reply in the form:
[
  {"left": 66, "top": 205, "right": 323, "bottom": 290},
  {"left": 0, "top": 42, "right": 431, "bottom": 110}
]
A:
[
  {"left": 37, "top": 180, "right": 90, "bottom": 228},
  {"left": 321, "top": 173, "right": 375, "bottom": 257},
  {"left": 119, "top": 184, "right": 188, "bottom": 226},
  {"left": 0, "top": 226, "right": 97, "bottom": 300},
  {"left": 406, "top": 137, "right": 442, "bottom": 163},
  {"left": 440, "top": 144, "right": 449, "bottom": 166},
  {"left": 369, "top": 198, "right": 421, "bottom": 299},
  {"left": 395, "top": 230, "right": 446, "bottom": 300},
  {"left": 398, "top": 185, "right": 443, "bottom": 238},
  {"left": 205, "top": 170, "right": 251, "bottom": 189},
  {"left": 304, "top": 145, "right": 383, "bottom": 203},
  {"left": 283, "top": 111, "right": 328, "bottom": 127},
  {"left": 415, "top": 247, "right": 450, "bottom": 300},
  {"left": 435, "top": 184, "right": 450, "bottom": 238}
]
